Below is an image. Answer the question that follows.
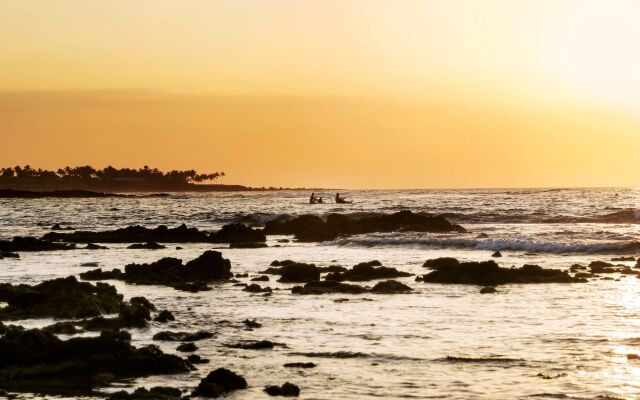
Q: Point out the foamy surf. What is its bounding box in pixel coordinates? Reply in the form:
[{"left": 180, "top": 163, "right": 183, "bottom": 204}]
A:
[{"left": 331, "top": 235, "right": 640, "bottom": 255}]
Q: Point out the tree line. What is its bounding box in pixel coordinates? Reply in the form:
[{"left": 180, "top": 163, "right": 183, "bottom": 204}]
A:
[{"left": 0, "top": 165, "right": 225, "bottom": 186}]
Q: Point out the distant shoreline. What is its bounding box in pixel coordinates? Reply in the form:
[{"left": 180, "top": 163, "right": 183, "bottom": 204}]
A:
[{"left": 0, "top": 185, "right": 327, "bottom": 198}]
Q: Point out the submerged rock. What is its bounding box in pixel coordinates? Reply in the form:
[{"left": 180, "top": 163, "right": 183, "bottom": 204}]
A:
[
  {"left": 228, "top": 340, "right": 277, "bottom": 350},
  {"left": 0, "top": 328, "right": 190, "bottom": 395},
  {"left": 153, "top": 330, "right": 214, "bottom": 342},
  {"left": 612, "top": 256, "right": 635, "bottom": 262},
  {"left": 263, "top": 210, "right": 465, "bottom": 242},
  {"left": 283, "top": 362, "right": 316, "bottom": 368},
  {"left": 192, "top": 368, "right": 248, "bottom": 397},
  {"left": 109, "top": 386, "right": 183, "bottom": 399},
  {"left": 80, "top": 261, "right": 100, "bottom": 267},
  {"left": 187, "top": 354, "right": 210, "bottom": 364},
  {"left": 244, "top": 283, "right": 273, "bottom": 293},
  {"left": 491, "top": 251, "right": 503, "bottom": 258},
  {"left": 480, "top": 286, "right": 497, "bottom": 294},
  {"left": 421, "top": 259, "right": 585, "bottom": 285},
  {"left": 86, "top": 243, "right": 109, "bottom": 250},
  {"left": 264, "top": 382, "right": 300, "bottom": 397},
  {"left": 243, "top": 319, "right": 262, "bottom": 328},
  {"left": 325, "top": 261, "right": 411, "bottom": 282},
  {"left": 251, "top": 275, "right": 270, "bottom": 281},
  {"left": 230, "top": 242, "right": 268, "bottom": 248},
  {"left": 154, "top": 310, "right": 175, "bottom": 323},
  {"left": 127, "top": 242, "right": 166, "bottom": 250},
  {"left": 0, "top": 276, "right": 122, "bottom": 320},
  {"left": 291, "top": 280, "right": 368, "bottom": 295},
  {"left": 176, "top": 342, "right": 197, "bottom": 352},
  {"left": 0, "top": 251, "right": 19, "bottom": 259}
]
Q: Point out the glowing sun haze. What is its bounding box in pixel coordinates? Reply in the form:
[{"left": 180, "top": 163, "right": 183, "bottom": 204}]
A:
[{"left": 1, "top": 0, "right": 639, "bottom": 189}]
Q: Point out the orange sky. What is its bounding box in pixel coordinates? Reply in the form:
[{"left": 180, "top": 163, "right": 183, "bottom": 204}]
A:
[{"left": 1, "top": 1, "right": 639, "bottom": 188}]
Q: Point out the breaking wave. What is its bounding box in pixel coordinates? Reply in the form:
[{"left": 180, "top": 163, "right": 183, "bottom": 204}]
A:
[{"left": 332, "top": 236, "right": 640, "bottom": 255}]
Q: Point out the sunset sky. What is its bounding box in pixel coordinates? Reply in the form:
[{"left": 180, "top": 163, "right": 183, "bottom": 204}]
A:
[{"left": 1, "top": 0, "right": 639, "bottom": 189}]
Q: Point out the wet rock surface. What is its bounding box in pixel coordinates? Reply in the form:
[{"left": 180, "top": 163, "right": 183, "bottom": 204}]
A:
[
  {"left": 263, "top": 210, "right": 465, "bottom": 241},
  {"left": 228, "top": 340, "right": 279, "bottom": 350},
  {"left": 421, "top": 259, "right": 586, "bottom": 285}
]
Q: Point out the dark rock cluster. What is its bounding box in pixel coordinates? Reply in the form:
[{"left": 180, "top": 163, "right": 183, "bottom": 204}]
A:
[
  {"left": 263, "top": 210, "right": 465, "bottom": 242},
  {"left": 79, "top": 251, "right": 232, "bottom": 292}
]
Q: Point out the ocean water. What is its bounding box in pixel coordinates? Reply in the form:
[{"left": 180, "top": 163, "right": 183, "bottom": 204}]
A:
[{"left": 1, "top": 188, "right": 640, "bottom": 399}]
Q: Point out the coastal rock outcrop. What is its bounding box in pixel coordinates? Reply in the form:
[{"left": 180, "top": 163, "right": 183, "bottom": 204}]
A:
[
  {"left": 421, "top": 259, "right": 586, "bottom": 285},
  {"left": 0, "top": 276, "right": 122, "bottom": 320},
  {"left": 42, "top": 224, "right": 210, "bottom": 243},
  {"left": 263, "top": 210, "right": 465, "bottom": 242},
  {"left": 42, "top": 222, "right": 266, "bottom": 246},
  {"left": 210, "top": 223, "right": 266, "bottom": 244},
  {"left": 79, "top": 251, "right": 232, "bottom": 292}
]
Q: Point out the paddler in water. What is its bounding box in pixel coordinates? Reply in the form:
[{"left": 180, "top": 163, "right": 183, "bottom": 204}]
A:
[
  {"left": 309, "top": 193, "right": 323, "bottom": 204},
  {"left": 335, "top": 193, "right": 350, "bottom": 204}
]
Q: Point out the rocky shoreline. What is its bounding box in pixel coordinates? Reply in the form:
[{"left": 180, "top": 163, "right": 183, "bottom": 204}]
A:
[{"left": 2, "top": 208, "right": 639, "bottom": 398}]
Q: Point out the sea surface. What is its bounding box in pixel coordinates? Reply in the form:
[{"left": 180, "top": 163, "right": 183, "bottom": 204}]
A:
[{"left": 1, "top": 188, "right": 640, "bottom": 399}]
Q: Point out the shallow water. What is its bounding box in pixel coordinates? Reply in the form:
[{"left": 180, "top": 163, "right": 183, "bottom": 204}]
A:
[{"left": 2, "top": 189, "right": 640, "bottom": 399}]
